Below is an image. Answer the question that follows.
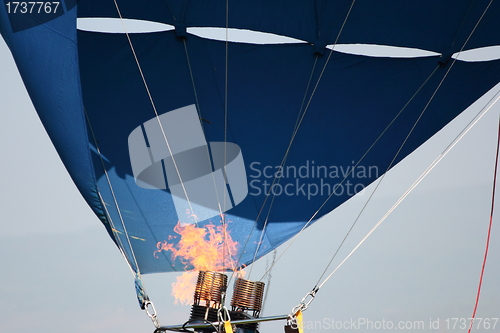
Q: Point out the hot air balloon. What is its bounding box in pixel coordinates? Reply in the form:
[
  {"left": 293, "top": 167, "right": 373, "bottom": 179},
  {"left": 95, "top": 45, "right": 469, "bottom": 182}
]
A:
[{"left": 1, "top": 1, "right": 500, "bottom": 332}]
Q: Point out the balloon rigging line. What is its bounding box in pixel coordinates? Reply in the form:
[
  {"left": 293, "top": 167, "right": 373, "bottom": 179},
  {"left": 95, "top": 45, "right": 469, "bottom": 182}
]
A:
[
  {"left": 260, "top": 0, "right": 356, "bottom": 225},
  {"left": 314, "top": 89, "right": 500, "bottom": 289},
  {"left": 313, "top": 61, "right": 451, "bottom": 286},
  {"left": 183, "top": 40, "right": 202, "bottom": 118},
  {"left": 298, "top": 0, "right": 357, "bottom": 121},
  {"left": 181, "top": 39, "right": 228, "bottom": 228},
  {"left": 259, "top": 0, "right": 495, "bottom": 284},
  {"left": 86, "top": 111, "right": 156, "bottom": 323},
  {"left": 223, "top": 0, "right": 229, "bottom": 275},
  {"left": 172, "top": 1, "right": 234, "bottom": 274},
  {"left": 84, "top": 109, "right": 141, "bottom": 275},
  {"left": 113, "top": 0, "right": 197, "bottom": 224},
  {"left": 316, "top": 90, "right": 500, "bottom": 291},
  {"left": 252, "top": 53, "right": 320, "bottom": 270},
  {"left": 313, "top": 105, "right": 437, "bottom": 286},
  {"left": 98, "top": 193, "right": 137, "bottom": 275},
  {"left": 114, "top": 1, "right": 236, "bottom": 277},
  {"left": 461, "top": 0, "right": 494, "bottom": 61},
  {"left": 224, "top": 0, "right": 229, "bottom": 213},
  {"left": 246, "top": 55, "right": 320, "bottom": 280},
  {"left": 244, "top": 0, "right": 358, "bottom": 281},
  {"left": 293, "top": 57, "right": 320, "bottom": 134},
  {"left": 258, "top": 64, "right": 439, "bottom": 281},
  {"left": 232, "top": 53, "right": 318, "bottom": 281},
  {"left": 467, "top": 112, "right": 500, "bottom": 333},
  {"left": 260, "top": 249, "right": 277, "bottom": 316},
  {"left": 179, "top": 38, "right": 236, "bottom": 278}
]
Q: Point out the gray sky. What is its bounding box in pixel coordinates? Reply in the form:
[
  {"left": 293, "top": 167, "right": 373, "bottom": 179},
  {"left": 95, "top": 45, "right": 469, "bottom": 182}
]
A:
[{"left": 1, "top": 35, "right": 500, "bottom": 333}]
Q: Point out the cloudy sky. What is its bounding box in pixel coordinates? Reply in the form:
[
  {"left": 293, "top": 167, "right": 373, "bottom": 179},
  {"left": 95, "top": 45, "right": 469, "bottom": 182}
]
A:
[{"left": 1, "top": 32, "right": 500, "bottom": 333}]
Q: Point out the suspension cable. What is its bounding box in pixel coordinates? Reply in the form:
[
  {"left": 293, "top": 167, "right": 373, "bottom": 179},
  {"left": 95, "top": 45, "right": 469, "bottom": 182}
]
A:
[
  {"left": 113, "top": 0, "right": 196, "bottom": 223},
  {"left": 242, "top": 0, "right": 358, "bottom": 282},
  {"left": 246, "top": 55, "right": 320, "bottom": 280},
  {"left": 258, "top": 64, "right": 439, "bottom": 282},
  {"left": 86, "top": 107, "right": 161, "bottom": 327},
  {"left": 181, "top": 38, "right": 229, "bottom": 226},
  {"left": 233, "top": 55, "right": 322, "bottom": 283},
  {"left": 223, "top": 0, "right": 230, "bottom": 275},
  {"left": 326, "top": 96, "right": 500, "bottom": 287},
  {"left": 84, "top": 109, "right": 140, "bottom": 274}
]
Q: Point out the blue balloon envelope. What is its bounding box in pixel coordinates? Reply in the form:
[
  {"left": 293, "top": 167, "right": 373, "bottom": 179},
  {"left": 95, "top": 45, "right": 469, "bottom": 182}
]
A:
[{"left": 1, "top": 1, "right": 500, "bottom": 278}]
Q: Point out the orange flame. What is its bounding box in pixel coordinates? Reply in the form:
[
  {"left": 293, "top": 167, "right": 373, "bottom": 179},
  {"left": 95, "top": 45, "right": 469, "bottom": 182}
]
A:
[{"left": 154, "top": 216, "right": 242, "bottom": 305}]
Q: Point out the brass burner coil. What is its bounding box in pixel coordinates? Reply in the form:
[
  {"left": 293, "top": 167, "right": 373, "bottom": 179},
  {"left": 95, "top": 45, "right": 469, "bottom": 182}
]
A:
[
  {"left": 193, "top": 271, "right": 227, "bottom": 309},
  {"left": 231, "top": 278, "right": 265, "bottom": 317}
]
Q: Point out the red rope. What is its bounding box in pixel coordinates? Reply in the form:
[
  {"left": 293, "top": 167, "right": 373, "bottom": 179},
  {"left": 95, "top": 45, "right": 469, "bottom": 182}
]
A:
[{"left": 467, "top": 115, "right": 500, "bottom": 333}]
